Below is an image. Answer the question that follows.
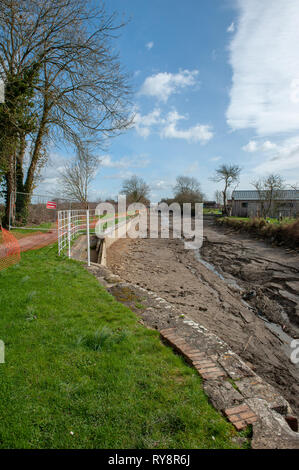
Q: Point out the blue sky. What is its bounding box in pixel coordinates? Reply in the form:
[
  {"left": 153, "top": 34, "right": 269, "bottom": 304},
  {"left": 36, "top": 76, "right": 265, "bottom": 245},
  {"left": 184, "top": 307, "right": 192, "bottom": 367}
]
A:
[{"left": 40, "top": 0, "right": 299, "bottom": 201}]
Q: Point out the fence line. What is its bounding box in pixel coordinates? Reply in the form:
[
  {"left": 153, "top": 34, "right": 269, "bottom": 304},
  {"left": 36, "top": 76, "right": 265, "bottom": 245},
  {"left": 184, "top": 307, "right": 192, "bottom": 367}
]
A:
[
  {"left": 57, "top": 208, "right": 139, "bottom": 266},
  {"left": 57, "top": 209, "right": 105, "bottom": 266},
  {"left": 0, "top": 227, "right": 21, "bottom": 271},
  {"left": 8, "top": 191, "right": 78, "bottom": 231},
  {"left": 57, "top": 210, "right": 91, "bottom": 265}
]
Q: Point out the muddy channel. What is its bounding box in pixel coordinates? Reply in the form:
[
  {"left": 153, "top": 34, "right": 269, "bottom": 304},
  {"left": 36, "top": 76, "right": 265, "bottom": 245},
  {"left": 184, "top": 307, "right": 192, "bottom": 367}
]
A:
[{"left": 107, "top": 216, "right": 299, "bottom": 415}]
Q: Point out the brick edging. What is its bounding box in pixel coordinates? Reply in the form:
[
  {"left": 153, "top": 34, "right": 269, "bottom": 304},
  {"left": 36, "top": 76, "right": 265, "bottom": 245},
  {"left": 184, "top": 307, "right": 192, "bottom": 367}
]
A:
[{"left": 160, "top": 327, "right": 260, "bottom": 431}]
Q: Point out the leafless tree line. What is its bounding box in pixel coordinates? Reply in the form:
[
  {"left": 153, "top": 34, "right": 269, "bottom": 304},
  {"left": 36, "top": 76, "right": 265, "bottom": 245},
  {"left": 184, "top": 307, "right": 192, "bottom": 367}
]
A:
[{"left": 0, "top": 0, "right": 132, "bottom": 226}]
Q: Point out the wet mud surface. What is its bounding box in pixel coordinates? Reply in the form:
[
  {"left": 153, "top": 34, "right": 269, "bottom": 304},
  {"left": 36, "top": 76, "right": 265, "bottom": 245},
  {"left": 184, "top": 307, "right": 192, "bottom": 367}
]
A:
[{"left": 107, "top": 217, "right": 299, "bottom": 415}]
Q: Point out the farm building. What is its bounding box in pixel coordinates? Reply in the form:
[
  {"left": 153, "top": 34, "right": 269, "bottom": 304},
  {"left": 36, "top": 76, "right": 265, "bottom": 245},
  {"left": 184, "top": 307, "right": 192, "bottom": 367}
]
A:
[
  {"left": 231, "top": 190, "right": 299, "bottom": 218},
  {"left": 203, "top": 200, "right": 217, "bottom": 209}
]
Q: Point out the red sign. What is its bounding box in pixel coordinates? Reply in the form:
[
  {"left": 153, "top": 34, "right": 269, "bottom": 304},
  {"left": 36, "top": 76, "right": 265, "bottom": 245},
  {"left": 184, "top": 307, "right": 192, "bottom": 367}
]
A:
[{"left": 46, "top": 201, "right": 57, "bottom": 209}]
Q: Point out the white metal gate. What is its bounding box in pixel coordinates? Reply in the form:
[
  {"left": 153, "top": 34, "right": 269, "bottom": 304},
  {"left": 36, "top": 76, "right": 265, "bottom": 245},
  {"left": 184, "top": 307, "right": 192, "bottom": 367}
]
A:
[
  {"left": 57, "top": 209, "right": 91, "bottom": 266},
  {"left": 57, "top": 208, "right": 134, "bottom": 266}
]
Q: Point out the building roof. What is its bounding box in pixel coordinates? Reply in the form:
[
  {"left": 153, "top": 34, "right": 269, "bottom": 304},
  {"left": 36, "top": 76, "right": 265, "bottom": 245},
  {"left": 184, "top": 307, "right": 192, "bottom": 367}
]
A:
[{"left": 232, "top": 190, "right": 299, "bottom": 201}]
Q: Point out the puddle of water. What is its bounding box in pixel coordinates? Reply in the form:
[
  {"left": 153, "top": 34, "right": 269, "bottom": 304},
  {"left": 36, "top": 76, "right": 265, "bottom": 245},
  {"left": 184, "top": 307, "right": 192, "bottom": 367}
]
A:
[
  {"left": 257, "top": 312, "right": 295, "bottom": 357},
  {"left": 194, "top": 250, "right": 242, "bottom": 291}
]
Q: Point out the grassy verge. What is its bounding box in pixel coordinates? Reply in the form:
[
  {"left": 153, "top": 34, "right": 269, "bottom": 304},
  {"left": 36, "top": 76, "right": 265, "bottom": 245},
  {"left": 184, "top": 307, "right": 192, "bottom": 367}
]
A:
[
  {"left": 203, "top": 208, "right": 222, "bottom": 215},
  {"left": 0, "top": 246, "right": 243, "bottom": 449},
  {"left": 11, "top": 222, "right": 55, "bottom": 234},
  {"left": 216, "top": 216, "right": 299, "bottom": 248},
  {"left": 222, "top": 216, "right": 296, "bottom": 224}
]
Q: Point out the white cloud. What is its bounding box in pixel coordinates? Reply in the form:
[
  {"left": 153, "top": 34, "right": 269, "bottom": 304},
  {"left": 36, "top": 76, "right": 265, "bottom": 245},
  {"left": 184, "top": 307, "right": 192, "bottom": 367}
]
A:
[
  {"left": 227, "top": 1, "right": 299, "bottom": 135},
  {"left": 160, "top": 110, "right": 213, "bottom": 144},
  {"left": 134, "top": 107, "right": 213, "bottom": 144},
  {"left": 146, "top": 41, "right": 154, "bottom": 50},
  {"left": 185, "top": 161, "right": 200, "bottom": 174},
  {"left": 262, "top": 141, "right": 278, "bottom": 151},
  {"left": 253, "top": 136, "right": 299, "bottom": 173},
  {"left": 139, "top": 69, "right": 199, "bottom": 102},
  {"left": 242, "top": 140, "right": 258, "bottom": 152},
  {"left": 165, "top": 109, "right": 186, "bottom": 124},
  {"left": 227, "top": 22, "right": 235, "bottom": 33},
  {"left": 100, "top": 154, "right": 150, "bottom": 169},
  {"left": 134, "top": 108, "right": 163, "bottom": 137},
  {"left": 150, "top": 179, "right": 173, "bottom": 191},
  {"left": 242, "top": 140, "right": 278, "bottom": 152},
  {"left": 37, "top": 153, "right": 67, "bottom": 195},
  {"left": 210, "top": 156, "right": 222, "bottom": 162},
  {"left": 104, "top": 170, "right": 134, "bottom": 180}
]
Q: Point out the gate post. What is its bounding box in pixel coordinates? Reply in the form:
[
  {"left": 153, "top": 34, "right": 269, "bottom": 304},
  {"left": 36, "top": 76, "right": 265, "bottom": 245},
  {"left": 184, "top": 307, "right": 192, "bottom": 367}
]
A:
[
  {"left": 86, "top": 209, "right": 90, "bottom": 267},
  {"left": 58, "top": 211, "right": 61, "bottom": 255},
  {"left": 67, "top": 210, "right": 71, "bottom": 258}
]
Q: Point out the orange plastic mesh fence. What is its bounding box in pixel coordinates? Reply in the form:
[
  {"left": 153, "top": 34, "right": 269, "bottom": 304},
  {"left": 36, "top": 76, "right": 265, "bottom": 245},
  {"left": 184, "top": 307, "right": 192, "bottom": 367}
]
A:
[{"left": 0, "top": 227, "right": 21, "bottom": 270}]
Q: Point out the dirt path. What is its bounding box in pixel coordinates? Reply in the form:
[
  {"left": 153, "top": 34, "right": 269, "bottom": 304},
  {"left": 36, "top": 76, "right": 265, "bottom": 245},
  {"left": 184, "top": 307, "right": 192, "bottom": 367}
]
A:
[
  {"left": 0, "top": 230, "right": 57, "bottom": 258},
  {"left": 107, "top": 217, "right": 299, "bottom": 416},
  {"left": 18, "top": 231, "right": 58, "bottom": 251}
]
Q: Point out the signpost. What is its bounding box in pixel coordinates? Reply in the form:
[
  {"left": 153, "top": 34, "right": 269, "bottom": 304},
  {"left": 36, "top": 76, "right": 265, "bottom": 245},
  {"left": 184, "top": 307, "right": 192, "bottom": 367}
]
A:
[{"left": 46, "top": 201, "right": 57, "bottom": 209}]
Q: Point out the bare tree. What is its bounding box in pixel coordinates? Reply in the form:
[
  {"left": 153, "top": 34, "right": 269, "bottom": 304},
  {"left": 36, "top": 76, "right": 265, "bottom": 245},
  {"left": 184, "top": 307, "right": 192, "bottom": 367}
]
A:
[
  {"left": 59, "top": 149, "right": 99, "bottom": 208},
  {"left": 251, "top": 174, "right": 285, "bottom": 218},
  {"left": 0, "top": 0, "right": 132, "bottom": 226},
  {"left": 120, "top": 175, "right": 150, "bottom": 204},
  {"left": 173, "top": 175, "right": 204, "bottom": 204},
  {"left": 211, "top": 164, "right": 241, "bottom": 215},
  {"left": 214, "top": 190, "right": 223, "bottom": 207}
]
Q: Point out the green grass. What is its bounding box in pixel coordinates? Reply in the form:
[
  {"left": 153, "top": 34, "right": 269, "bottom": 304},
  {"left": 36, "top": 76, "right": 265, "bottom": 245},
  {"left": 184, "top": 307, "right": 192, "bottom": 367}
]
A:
[
  {"left": 266, "top": 217, "right": 296, "bottom": 225},
  {"left": 221, "top": 216, "right": 296, "bottom": 225},
  {"left": 203, "top": 208, "right": 222, "bottom": 215},
  {"left": 223, "top": 216, "right": 249, "bottom": 221},
  {"left": 0, "top": 246, "right": 243, "bottom": 449},
  {"left": 11, "top": 222, "right": 54, "bottom": 234}
]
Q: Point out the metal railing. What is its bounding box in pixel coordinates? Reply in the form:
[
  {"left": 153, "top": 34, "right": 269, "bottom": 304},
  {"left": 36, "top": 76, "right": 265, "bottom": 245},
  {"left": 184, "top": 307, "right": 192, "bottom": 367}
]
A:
[
  {"left": 58, "top": 209, "right": 92, "bottom": 265},
  {"left": 57, "top": 208, "right": 139, "bottom": 266}
]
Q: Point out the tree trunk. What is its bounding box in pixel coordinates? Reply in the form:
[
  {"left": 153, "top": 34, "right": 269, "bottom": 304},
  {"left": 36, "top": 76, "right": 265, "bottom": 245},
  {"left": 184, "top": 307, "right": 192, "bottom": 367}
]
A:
[
  {"left": 15, "top": 134, "right": 26, "bottom": 222},
  {"left": 223, "top": 183, "right": 228, "bottom": 216},
  {"left": 17, "top": 104, "right": 49, "bottom": 222},
  {"left": 2, "top": 167, "right": 14, "bottom": 229}
]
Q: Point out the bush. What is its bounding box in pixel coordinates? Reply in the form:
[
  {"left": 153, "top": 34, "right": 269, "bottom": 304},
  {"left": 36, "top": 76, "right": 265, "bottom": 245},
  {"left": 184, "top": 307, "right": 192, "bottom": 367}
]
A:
[{"left": 216, "top": 217, "right": 299, "bottom": 249}]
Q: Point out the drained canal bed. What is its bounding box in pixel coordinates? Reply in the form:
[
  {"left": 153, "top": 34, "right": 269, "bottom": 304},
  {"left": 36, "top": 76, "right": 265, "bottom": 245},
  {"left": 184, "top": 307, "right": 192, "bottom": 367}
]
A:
[
  {"left": 107, "top": 216, "right": 299, "bottom": 415},
  {"left": 195, "top": 249, "right": 296, "bottom": 361}
]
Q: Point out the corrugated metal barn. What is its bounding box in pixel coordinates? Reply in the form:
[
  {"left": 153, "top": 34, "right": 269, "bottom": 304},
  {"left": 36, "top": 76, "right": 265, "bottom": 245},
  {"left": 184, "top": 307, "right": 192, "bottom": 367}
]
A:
[{"left": 231, "top": 190, "right": 299, "bottom": 218}]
